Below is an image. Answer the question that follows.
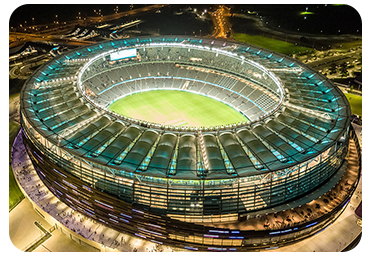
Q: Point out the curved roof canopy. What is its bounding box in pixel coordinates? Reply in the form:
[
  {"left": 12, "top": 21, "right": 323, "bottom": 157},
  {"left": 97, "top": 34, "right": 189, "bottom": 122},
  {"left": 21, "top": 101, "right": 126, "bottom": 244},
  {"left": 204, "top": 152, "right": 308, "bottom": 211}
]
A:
[{"left": 21, "top": 36, "right": 351, "bottom": 180}]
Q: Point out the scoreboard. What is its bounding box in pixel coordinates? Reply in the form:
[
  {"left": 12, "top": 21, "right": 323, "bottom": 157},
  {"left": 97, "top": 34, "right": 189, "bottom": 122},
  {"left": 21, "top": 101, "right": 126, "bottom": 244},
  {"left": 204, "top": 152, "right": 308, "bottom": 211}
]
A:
[{"left": 110, "top": 48, "right": 137, "bottom": 61}]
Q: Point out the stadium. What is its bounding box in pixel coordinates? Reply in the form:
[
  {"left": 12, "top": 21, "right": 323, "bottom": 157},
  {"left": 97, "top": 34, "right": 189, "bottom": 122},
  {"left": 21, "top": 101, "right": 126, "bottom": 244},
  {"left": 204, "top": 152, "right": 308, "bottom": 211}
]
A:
[{"left": 20, "top": 36, "right": 355, "bottom": 250}]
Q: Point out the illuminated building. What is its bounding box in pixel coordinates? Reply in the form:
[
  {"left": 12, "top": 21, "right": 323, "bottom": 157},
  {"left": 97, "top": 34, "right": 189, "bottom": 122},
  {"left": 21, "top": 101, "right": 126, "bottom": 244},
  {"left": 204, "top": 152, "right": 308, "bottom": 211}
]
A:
[{"left": 20, "top": 36, "right": 352, "bottom": 250}]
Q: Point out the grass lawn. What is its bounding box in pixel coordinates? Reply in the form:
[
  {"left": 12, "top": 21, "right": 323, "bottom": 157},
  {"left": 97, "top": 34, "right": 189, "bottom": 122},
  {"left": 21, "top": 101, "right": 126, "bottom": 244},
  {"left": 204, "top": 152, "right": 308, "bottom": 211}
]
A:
[
  {"left": 344, "top": 93, "right": 362, "bottom": 116},
  {"left": 108, "top": 90, "right": 249, "bottom": 127},
  {"left": 7, "top": 121, "right": 21, "bottom": 163},
  {"left": 233, "top": 33, "right": 311, "bottom": 56},
  {"left": 9, "top": 78, "right": 25, "bottom": 96},
  {"left": 6, "top": 165, "right": 24, "bottom": 212},
  {"left": 9, "top": 121, "right": 24, "bottom": 210}
]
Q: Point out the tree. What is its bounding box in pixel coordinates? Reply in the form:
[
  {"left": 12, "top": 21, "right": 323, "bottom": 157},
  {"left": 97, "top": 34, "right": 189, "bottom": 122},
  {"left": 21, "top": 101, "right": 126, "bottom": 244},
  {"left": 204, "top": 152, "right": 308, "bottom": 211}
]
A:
[
  {"left": 340, "top": 62, "right": 349, "bottom": 77},
  {"left": 329, "top": 63, "right": 337, "bottom": 75}
]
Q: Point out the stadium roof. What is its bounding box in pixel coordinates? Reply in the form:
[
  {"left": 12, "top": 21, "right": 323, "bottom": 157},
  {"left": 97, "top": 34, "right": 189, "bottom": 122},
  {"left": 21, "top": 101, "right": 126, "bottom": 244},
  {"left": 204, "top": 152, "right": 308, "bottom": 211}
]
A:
[{"left": 21, "top": 36, "right": 351, "bottom": 180}]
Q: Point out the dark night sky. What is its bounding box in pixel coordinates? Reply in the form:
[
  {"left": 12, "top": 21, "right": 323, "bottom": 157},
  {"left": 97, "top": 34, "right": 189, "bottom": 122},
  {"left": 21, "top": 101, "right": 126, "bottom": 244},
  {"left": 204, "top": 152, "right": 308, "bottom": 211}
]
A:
[{"left": 9, "top": 4, "right": 362, "bottom": 35}]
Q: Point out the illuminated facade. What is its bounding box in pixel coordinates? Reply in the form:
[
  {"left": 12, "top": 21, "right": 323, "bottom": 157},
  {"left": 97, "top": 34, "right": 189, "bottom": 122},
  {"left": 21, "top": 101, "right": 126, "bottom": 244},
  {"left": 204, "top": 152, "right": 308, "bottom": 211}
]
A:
[{"left": 20, "top": 36, "right": 351, "bottom": 250}]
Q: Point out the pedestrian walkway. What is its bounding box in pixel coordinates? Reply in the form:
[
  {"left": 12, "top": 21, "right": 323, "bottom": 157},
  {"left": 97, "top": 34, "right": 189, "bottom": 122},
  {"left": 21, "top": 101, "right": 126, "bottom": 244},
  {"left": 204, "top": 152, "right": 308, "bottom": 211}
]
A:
[
  {"left": 10, "top": 131, "right": 176, "bottom": 252},
  {"left": 24, "top": 222, "right": 53, "bottom": 252},
  {"left": 270, "top": 138, "right": 362, "bottom": 252},
  {"left": 10, "top": 131, "right": 362, "bottom": 252}
]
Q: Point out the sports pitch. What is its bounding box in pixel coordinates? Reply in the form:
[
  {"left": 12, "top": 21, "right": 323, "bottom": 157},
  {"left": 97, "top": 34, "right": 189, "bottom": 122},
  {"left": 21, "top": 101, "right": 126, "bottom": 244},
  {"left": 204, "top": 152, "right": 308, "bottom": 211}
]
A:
[{"left": 108, "top": 90, "right": 249, "bottom": 127}]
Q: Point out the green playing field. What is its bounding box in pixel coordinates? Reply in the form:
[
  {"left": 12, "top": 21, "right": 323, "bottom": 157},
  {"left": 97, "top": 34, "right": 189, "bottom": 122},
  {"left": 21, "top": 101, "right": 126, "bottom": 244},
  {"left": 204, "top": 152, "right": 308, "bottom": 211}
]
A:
[{"left": 107, "top": 90, "right": 249, "bottom": 127}]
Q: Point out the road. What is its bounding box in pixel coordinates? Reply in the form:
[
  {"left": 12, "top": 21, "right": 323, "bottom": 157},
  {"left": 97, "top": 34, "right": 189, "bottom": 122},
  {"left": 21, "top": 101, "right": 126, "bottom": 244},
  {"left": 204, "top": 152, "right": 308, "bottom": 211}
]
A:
[
  {"left": 10, "top": 54, "right": 51, "bottom": 81},
  {"left": 306, "top": 49, "right": 362, "bottom": 69},
  {"left": 9, "top": 4, "right": 167, "bottom": 47},
  {"left": 9, "top": 31, "right": 95, "bottom": 46},
  {"left": 210, "top": 5, "right": 232, "bottom": 38}
]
